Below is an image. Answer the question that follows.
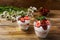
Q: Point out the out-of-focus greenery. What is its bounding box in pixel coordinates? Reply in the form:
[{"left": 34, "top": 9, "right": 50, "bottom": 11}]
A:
[
  {"left": 0, "top": 6, "right": 27, "bottom": 14},
  {"left": 36, "top": 16, "right": 46, "bottom": 20}
]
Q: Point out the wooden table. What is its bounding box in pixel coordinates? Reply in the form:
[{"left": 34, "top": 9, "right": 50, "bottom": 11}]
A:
[
  {"left": 0, "top": 25, "right": 59, "bottom": 40},
  {"left": 0, "top": 10, "right": 60, "bottom": 40}
]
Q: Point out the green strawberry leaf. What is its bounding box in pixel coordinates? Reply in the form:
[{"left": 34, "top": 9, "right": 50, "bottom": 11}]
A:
[{"left": 36, "top": 16, "right": 46, "bottom": 20}]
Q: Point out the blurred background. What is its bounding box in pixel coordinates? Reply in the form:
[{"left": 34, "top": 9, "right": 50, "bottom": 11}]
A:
[{"left": 0, "top": 0, "right": 60, "bottom": 9}]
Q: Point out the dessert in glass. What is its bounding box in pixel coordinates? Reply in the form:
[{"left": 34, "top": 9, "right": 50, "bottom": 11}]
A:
[{"left": 34, "top": 16, "right": 51, "bottom": 38}]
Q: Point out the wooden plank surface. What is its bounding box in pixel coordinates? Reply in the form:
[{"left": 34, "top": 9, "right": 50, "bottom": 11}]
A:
[
  {"left": 0, "top": 10, "right": 60, "bottom": 40},
  {"left": 0, "top": 24, "right": 59, "bottom": 40}
]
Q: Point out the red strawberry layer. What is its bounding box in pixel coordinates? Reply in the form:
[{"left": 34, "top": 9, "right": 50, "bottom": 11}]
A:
[
  {"left": 24, "top": 16, "right": 30, "bottom": 20},
  {"left": 35, "top": 21, "right": 41, "bottom": 28},
  {"left": 41, "top": 20, "right": 48, "bottom": 30},
  {"left": 35, "top": 20, "right": 50, "bottom": 30},
  {"left": 46, "top": 20, "right": 50, "bottom": 25},
  {"left": 18, "top": 16, "right": 30, "bottom": 22}
]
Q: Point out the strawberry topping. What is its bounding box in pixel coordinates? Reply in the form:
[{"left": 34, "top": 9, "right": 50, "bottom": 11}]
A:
[
  {"left": 46, "top": 20, "right": 50, "bottom": 25},
  {"left": 18, "top": 16, "right": 30, "bottom": 22},
  {"left": 35, "top": 21, "right": 41, "bottom": 28},
  {"left": 35, "top": 20, "right": 50, "bottom": 30},
  {"left": 24, "top": 16, "right": 30, "bottom": 20},
  {"left": 41, "top": 20, "right": 48, "bottom": 30}
]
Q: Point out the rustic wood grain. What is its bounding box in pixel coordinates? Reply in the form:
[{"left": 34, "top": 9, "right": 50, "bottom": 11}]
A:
[
  {"left": 0, "top": 25, "right": 59, "bottom": 40},
  {"left": 0, "top": 10, "right": 60, "bottom": 40}
]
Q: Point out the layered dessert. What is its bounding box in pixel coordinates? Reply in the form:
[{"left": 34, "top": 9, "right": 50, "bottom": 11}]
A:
[
  {"left": 17, "top": 16, "right": 30, "bottom": 30},
  {"left": 34, "top": 16, "right": 50, "bottom": 38}
]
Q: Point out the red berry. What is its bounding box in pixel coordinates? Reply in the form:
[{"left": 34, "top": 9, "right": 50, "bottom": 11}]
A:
[
  {"left": 35, "top": 21, "right": 41, "bottom": 28},
  {"left": 46, "top": 20, "right": 50, "bottom": 25},
  {"left": 24, "top": 16, "right": 30, "bottom": 20},
  {"left": 41, "top": 20, "right": 47, "bottom": 30}
]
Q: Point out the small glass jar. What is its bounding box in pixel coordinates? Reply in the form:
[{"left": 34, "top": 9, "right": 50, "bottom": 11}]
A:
[
  {"left": 17, "top": 16, "right": 30, "bottom": 30},
  {"left": 33, "top": 20, "right": 51, "bottom": 38}
]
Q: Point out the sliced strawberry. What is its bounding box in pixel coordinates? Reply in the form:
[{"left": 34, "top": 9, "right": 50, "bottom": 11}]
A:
[
  {"left": 46, "top": 20, "right": 50, "bottom": 25},
  {"left": 20, "top": 17, "right": 25, "bottom": 22},
  {"left": 24, "top": 16, "right": 30, "bottom": 20},
  {"left": 35, "top": 21, "right": 41, "bottom": 28}
]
